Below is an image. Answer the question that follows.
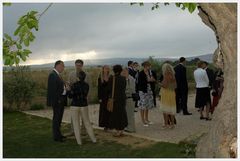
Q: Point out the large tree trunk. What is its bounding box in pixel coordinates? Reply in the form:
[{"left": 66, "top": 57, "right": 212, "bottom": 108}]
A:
[{"left": 196, "top": 3, "right": 237, "bottom": 158}]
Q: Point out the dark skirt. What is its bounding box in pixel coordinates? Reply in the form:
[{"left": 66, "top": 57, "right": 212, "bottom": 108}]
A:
[
  {"left": 98, "top": 98, "right": 111, "bottom": 128},
  {"left": 109, "top": 100, "right": 128, "bottom": 130},
  {"left": 195, "top": 87, "right": 211, "bottom": 108}
]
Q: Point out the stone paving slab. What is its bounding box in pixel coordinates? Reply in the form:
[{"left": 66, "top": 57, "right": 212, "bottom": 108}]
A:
[{"left": 24, "top": 94, "right": 212, "bottom": 143}]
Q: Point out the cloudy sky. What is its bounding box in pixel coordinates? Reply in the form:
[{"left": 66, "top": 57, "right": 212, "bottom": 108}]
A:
[{"left": 3, "top": 3, "right": 217, "bottom": 65}]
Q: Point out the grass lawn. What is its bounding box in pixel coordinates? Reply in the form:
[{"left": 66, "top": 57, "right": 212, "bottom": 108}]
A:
[{"left": 3, "top": 111, "right": 196, "bottom": 158}]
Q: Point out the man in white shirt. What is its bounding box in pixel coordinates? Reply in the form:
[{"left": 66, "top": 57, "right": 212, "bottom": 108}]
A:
[
  {"left": 194, "top": 61, "right": 211, "bottom": 121},
  {"left": 47, "top": 60, "right": 67, "bottom": 142}
]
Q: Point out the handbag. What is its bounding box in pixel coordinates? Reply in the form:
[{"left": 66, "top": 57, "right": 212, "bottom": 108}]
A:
[
  {"left": 132, "top": 93, "right": 140, "bottom": 101},
  {"left": 107, "top": 76, "right": 115, "bottom": 112}
]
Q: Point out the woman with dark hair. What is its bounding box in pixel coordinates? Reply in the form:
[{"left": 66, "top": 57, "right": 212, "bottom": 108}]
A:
[
  {"left": 210, "top": 68, "right": 224, "bottom": 114},
  {"left": 98, "top": 65, "right": 111, "bottom": 130},
  {"left": 108, "top": 65, "right": 128, "bottom": 137},
  {"left": 68, "top": 71, "right": 97, "bottom": 145},
  {"left": 137, "top": 61, "right": 155, "bottom": 126}
]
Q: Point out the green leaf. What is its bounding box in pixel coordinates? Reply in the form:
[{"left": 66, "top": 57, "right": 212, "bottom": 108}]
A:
[
  {"left": 175, "top": 3, "right": 181, "bottom": 7},
  {"left": 4, "top": 57, "right": 11, "bottom": 65},
  {"left": 3, "top": 46, "right": 10, "bottom": 56},
  {"left": 29, "top": 11, "right": 38, "bottom": 16},
  {"left": 4, "top": 34, "right": 12, "bottom": 41},
  {"left": 24, "top": 39, "right": 30, "bottom": 46},
  {"left": 14, "top": 26, "right": 21, "bottom": 36},
  {"left": 29, "top": 32, "right": 35, "bottom": 42},
  {"left": 20, "top": 53, "right": 27, "bottom": 61},
  {"left": 188, "top": 3, "right": 197, "bottom": 13},
  {"left": 21, "top": 24, "right": 29, "bottom": 34},
  {"left": 35, "top": 25, "right": 39, "bottom": 31},
  {"left": 9, "top": 58, "right": 15, "bottom": 66},
  {"left": 23, "top": 49, "right": 32, "bottom": 56},
  {"left": 18, "top": 15, "right": 27, "bottom": 25},
  {"left": 16, "top": 43, "right": 22, "bottom": 49},
  {"left": 15, "top": 57, "right": 20, "bottom": 64},
  {"left": 3, "top": 3, "right": 11, "bottom": 6},
  {"left": 183, "top": 3, "right": 189, "bottom": 9},
  {"left": 27, "top": 19, "right": 38, "bottom": 29}
]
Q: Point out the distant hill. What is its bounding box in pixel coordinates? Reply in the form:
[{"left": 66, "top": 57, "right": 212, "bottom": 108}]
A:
[{"left": 27, "top": 53, "right": 213, "bottom": 69}]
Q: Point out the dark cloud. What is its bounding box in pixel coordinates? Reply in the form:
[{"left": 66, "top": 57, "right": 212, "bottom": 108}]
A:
[{"left": 3, "top": 3, "right": 217, "bottom": 64}]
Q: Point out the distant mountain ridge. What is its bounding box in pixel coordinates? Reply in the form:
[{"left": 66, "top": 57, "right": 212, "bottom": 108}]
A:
[{"left": 29, "top": 53, "right": 213, "bottom": 69}]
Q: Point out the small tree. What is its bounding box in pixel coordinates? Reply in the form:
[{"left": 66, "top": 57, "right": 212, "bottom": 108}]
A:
[{"left": 3, "top": 66, "right": 36, "bottom": 111}]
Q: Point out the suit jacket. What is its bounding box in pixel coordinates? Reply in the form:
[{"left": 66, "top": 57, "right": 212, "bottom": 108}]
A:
[
  {"left": 138, "top": 70, "right": 150, "bottom": 93},
  {"left": 68, "top": 81, "right": 89, "bottom": 107},
  {"left": 174, "top": 64, "right": 188, "bottom": 91},
  {"left": 206, "top": 67, "right": 215, "bottom": 89},
  {"left": 128, "top": 67, "right": 137, "bottom": 78},
  {"left": 149, "top": 70, "right": 157, "bottom": 94},
  {"left": 47, "top": 70, "right": 65, "bottom": 106}
]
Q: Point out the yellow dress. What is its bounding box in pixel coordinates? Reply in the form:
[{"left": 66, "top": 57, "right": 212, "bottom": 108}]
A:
[{"left": 159, "top": 87, "right": 176, "bottom": 115}]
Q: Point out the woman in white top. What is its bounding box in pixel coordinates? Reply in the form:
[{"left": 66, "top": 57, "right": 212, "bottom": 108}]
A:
[{"left": 194, "top": 61, "right": 211, "bottom": 121}]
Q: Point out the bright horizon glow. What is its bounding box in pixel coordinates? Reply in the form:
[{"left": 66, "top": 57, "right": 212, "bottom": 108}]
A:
[
  {"left": 20, "top": 50, "right": 98, "bottom": 65},
  {"left": 19, "top": 52, "right": 212, "bottom": 66}
]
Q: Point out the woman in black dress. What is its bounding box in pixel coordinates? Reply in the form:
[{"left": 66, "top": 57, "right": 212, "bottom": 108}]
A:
[
  {"left": 108, "top": 65, "right": 128, "bottom": 137},
  {"left": 98, "top": 65, "right": 111, "bottom": 130}
]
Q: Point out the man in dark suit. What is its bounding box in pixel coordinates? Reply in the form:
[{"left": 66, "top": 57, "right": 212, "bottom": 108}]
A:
[
  {"left": 202, "top": 61, "right": 215, "bottom": 89},
  {"left": 202, "top": 61, "right": 215, "bottom": 116},
  {"left": 149, "top": 68, "right": 157, "bottom": 107},
  {"left": 128, "top": 61, "right": 137, "bottom": 78},
  {"left": 47, "top": 60, "right": 67, "bottom": 142},
  {"left": 174, "top": 57, "right": 192, "bottom": 115}
]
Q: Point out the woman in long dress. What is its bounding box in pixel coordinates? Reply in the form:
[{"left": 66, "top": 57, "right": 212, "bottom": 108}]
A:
[
  {"left": 159, "top": 63, "right": 177, "bottom": 129},
  {"left": 98, "top": 65, "right": 111, "bottom": 130},
  {"left": 108, "top": 65, "right": 128, "bottom": 137}
]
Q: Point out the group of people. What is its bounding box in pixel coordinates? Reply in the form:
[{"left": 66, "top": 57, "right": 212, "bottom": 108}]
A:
[
  {"left": 47, "top": 60, "right": 97, "bottom": 144},
  {"left": 47, "top": 57, "right": 224, "bottom": 145},
  {"left": 194, "top": 60, "right": 224, "bottom": 120}
]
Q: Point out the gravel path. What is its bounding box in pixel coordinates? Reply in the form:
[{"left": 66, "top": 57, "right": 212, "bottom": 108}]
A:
[{"left": 24, "top": 94, "right": 212, "bottom": 143}]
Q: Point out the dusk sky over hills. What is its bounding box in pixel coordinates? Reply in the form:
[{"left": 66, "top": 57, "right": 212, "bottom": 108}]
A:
[{"left": 3, "top": 3, "right": 217, "bottom": 65}]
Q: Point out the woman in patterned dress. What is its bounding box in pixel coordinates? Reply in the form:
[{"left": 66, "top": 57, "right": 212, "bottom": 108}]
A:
[{"left": 137, "top": 61, "right": 155, "bottom": 126}]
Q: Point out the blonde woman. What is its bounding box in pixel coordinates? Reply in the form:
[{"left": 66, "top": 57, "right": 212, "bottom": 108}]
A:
[
  {"left": 160, "top": 63, "right": 177, "bottom": 129},
  {"left": 98, "top": 65, "right": 111, "bottom": 130}
]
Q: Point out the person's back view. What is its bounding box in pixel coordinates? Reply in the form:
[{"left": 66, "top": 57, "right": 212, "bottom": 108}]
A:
[
  {"left": 68, "top": 60, "right": 96, "bottom": 145},
  {"left": 174, "top": 57, "right": 192, "bottom": 115},
  {"left": 108, "top": 65, "right": 128, "bottom": 137}
]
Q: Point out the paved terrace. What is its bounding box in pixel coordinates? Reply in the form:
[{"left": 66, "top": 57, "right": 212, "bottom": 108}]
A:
[{"left": 24, "top": 94, "right": 212, "bottom": 143}]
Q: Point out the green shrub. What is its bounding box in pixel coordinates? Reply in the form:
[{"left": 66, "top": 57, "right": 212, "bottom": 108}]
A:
[{"left": 3, "top": 66, "right": 36, "bottom": 111}]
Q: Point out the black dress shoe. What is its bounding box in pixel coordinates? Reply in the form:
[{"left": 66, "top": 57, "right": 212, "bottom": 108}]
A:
[
  {"left": 61, "top": 135, "right": 67, "bottom": 139},
  {"left": 183, "top": 112, "right": 192, "bottom": 115},
  {"left": 54, "top": 139, "right": 64, "bottom": 142},
  {"left": 205, "top": 117, "right": 212, "bottom": 121}
]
